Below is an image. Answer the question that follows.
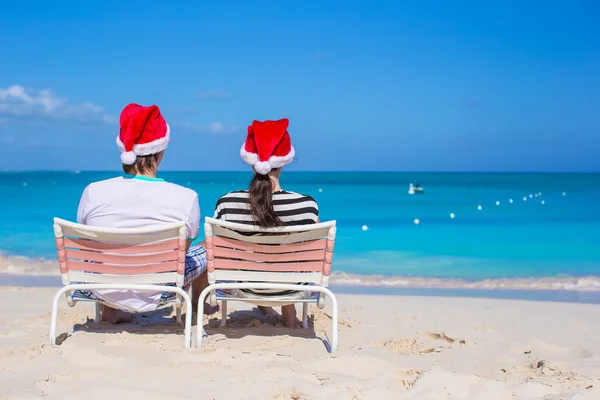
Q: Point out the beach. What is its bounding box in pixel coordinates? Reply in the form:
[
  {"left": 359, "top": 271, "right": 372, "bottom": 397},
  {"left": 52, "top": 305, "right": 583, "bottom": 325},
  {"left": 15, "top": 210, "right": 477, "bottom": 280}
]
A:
[{"left": 1, "top": 285, "right": 599, "bottom": 399}]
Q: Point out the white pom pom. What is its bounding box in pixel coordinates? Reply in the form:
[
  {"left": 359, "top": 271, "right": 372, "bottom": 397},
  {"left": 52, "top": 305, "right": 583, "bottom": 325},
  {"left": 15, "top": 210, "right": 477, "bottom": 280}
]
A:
[
  {"left": 121, "top": 151, "right": 137, "bottom": 165},
  {"left": 254, "top": 161, "right": 272, "bottom": 175}
]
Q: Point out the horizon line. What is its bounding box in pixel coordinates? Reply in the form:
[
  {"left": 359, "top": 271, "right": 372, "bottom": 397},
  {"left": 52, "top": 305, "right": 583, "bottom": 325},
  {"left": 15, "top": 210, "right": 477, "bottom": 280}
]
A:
[{"left": 1, "top": 169, "right": 599, "bottom": 174}]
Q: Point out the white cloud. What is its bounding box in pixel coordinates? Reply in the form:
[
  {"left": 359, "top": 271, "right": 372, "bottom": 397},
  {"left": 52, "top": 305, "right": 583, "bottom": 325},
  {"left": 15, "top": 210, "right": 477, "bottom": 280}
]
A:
[
  {"left": 0, "top": 84, "right": 116, "bottom": 125},
  {"left": 209, "top": 121, "right": 224, "bottom": 134},
  {"left": 175, "top": 121, "right": 241, "bottom": 135}
]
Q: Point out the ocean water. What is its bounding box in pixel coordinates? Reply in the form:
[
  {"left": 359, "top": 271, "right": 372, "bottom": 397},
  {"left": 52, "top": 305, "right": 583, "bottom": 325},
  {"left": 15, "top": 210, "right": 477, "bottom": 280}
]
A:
[{"left": 1, "top": 171, "right": 599, "bottom": 285}]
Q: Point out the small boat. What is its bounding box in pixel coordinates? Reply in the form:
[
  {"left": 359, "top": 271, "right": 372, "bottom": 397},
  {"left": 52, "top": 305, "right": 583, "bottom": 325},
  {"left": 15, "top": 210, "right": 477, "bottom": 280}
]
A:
[{"left": 408, "top": 183, "right": 424, "bottom": 195}]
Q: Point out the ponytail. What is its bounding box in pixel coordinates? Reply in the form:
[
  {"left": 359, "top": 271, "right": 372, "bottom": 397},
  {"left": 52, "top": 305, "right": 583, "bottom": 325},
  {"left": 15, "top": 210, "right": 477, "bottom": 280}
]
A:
[{"left": 248, "top": 172, "right": 283, "bottom": 227}]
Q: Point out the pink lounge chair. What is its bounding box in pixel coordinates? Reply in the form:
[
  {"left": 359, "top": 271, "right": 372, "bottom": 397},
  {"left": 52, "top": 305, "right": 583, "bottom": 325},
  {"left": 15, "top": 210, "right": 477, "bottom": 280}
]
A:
[
  {"left": 50, "top": 218, "right": 193, "bottom": 348},
  {"left": 197, "top": 217, "right": 338, "bottom": 353}
]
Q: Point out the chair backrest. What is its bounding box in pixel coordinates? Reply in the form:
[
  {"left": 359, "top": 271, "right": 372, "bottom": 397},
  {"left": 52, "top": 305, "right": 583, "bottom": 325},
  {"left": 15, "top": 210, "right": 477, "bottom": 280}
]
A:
[
  {"left": 204, "top": 217, "right": 336, "bottom": 287},
  {"left": 53, "top": 218, "right": 188, "bottom": 286}
]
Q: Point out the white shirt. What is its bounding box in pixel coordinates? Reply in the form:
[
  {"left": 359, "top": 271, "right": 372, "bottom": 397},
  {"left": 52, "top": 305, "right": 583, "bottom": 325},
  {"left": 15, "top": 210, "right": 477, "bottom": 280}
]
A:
[
  {"left": 78, "top": 175, "right": 200, "bottom": 240},
  {"left": 76, "top": 175, "right": 200, "bottom": 312}
]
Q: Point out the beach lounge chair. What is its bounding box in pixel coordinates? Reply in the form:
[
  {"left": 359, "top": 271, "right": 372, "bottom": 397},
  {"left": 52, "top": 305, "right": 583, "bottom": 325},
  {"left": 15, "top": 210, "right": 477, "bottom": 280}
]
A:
[
  {"left": 50, "top": 218, "right": 193, "bottom": 348},
  {"left": 196, "top": 217, "right": 338, "bottom": 353}
]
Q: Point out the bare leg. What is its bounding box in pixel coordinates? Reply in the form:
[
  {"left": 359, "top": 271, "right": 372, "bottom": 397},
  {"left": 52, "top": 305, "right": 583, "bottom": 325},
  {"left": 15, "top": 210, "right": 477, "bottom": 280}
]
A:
[
  {"left": 101, "top": 305, "right": 133, "bottom": 324},
  {"left": 281, "top": 304, "right": 300, "bottom": 327},
  {"left": 191, "top": 270, "right": 219, "bottom": 315},
  {"left": 258, "top": 306, "right": 277, "bottom": 316}
]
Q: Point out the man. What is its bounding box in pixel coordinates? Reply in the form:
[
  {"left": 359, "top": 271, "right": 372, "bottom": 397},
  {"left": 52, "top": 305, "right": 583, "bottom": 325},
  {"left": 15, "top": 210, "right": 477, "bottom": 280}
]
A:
[{"left": 76, "top": 103, "right": 216, "bottom": 323}]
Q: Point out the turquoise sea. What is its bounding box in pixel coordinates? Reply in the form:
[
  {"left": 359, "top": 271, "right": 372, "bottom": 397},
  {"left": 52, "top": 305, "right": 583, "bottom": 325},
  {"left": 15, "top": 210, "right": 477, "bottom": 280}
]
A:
[{"left": 1, "top": 172, "right": 599, "bottom": 287}]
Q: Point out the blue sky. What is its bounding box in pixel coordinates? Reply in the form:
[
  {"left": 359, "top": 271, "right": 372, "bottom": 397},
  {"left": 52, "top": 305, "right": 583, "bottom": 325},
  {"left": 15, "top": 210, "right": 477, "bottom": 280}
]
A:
[{"left": 0, "top": 0, "right": 598, "bottom": 171}]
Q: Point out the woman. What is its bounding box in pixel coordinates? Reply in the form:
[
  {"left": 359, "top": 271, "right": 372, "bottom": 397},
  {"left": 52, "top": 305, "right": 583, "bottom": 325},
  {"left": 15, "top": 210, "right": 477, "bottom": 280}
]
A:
[
  {"left": 213, "top": 118, "right": 319, "bottom": 327},
  {"left": 76, "top": 103, "right": 216, "bottom": 323}
]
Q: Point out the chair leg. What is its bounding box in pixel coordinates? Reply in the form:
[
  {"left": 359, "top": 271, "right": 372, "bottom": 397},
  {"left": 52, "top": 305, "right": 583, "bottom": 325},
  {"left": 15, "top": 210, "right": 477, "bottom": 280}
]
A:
[
  {"left": 328, "top": 291, "right": 339, "bottom": 354},
  {"left": 178, "top": 284, "right": 193, "bottom": 326},
  {"left": 183, "top": 291, "right": 192, "bottom": 349},
  {"left": 196, "top": 287, "right": 212, "bottom": 348},
  {"left": 49, "top": 290, "right": 63, "bottom": 345},
  {"left": 94, "top": 302, "right": 102, "bottom": 322},
  {"left": 219, "top": 300, "right": 227, "bottom": 327},
  {"left": 302, "top": 302, "right": 309, "bottom": 330}
]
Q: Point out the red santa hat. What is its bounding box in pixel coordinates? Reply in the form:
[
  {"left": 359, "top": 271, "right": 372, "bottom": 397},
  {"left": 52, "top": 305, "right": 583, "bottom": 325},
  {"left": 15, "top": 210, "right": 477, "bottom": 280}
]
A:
[
  {"left": 116, "top": 103, "right": 170, "bottom": 165},
  {"left": 240, "top": 118, "right": 295, "bottom": 175}
]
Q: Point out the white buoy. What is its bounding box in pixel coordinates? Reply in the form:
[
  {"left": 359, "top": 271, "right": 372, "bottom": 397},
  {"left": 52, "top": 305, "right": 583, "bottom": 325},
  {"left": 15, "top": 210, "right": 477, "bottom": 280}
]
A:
[
  {"left": 361, "top": 225, "right": 368, "bottom": 231},
  {"left": 509, "top": 199, "right": 514, "bottom": 203},
  {"left": 496, "top": 201, "right": 500, "bottom": 206},
  {"left": 318, "top": 188, "right": 323, "bottom": 193},
  {"left": 477, "top": 205, "right": 483, "bottom": 211},
  {"left": 541, "top": 200, "right": 545, "bottom": 205},
  {"left": 22, "top": 182, "right": 28, "bottom": 187},
  {"left": 562, "top": 192, "right": 566, "bottom": 196},
  {"left": 523, "top": 197, "right": 527, "bottom": 201},
  {"left": 414, "top": 218, "right": 420, "bottom": 225},
  {"left": 529, "top": 194, "right": 533, "bottom": 198},
  {"left": 450, "top": 213, "right": 455, "bottom": 219},
  {"left": 538, "top": 192, "right": 542, "bottom": 196},
  {"left": 534, "top": 194, "right": 539, "bottom": 198}
]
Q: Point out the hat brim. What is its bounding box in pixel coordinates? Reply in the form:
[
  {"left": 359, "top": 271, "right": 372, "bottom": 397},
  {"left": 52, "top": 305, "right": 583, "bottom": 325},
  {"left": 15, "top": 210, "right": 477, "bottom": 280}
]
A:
[
  {"left": 116, "top": 124, "right": 171, "bottom": 157},
  {"left": 240, "top": 144, "right": 295, "bottom": 170}
]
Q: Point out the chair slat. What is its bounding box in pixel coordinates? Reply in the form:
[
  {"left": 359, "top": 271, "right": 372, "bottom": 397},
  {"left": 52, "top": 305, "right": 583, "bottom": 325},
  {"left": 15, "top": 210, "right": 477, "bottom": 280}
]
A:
[
  {"left": 61, "top": 225, "right": 178, "bottom": 245},
  {"left": 214, "top": 259, "right": 323, "bottom": 272},
  {"left": 68, "top": 271, "right": 180, "bottom": 284},
  {"left": 64, "top": 237, "right": 178, "bottom": 254},
  {"left": 65, "top": 249, "right": 177, "bottom": 264},
  {"left": 212, "top": 270, "right": 322, "bottom": 284},
  {"left": 212, "top": 236, "right": 325, "bottom": 253},
  {"left": 212, "top": 225, "right": 329, "bottom": 244},
  {"left": 214, "top": 247, "right": 325, "bottom": 263},
  {"left": 68, "top": 260, "right": 179, "bottom": 275}
]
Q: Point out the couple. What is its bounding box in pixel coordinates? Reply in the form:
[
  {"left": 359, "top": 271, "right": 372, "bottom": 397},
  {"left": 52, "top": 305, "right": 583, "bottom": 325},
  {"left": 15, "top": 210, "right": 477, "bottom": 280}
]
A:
[{"left": 76, "top": 103, "right": 319, "bottom": 327}]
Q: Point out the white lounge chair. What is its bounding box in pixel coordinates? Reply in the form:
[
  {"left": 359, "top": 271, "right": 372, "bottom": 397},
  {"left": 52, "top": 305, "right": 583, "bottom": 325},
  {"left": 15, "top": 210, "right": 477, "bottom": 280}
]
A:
[
  {"left": 197, "top": 217, "right": 338, "bottom": 353},
  {"left": 50, "top": 218, "right": 193, "bottom": 348}
]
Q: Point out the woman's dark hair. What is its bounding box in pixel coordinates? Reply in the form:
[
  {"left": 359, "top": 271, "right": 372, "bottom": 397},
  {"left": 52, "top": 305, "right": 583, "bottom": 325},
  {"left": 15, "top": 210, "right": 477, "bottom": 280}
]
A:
[
  {"left": 122, "top": 152, "right": 162, "bottom": 176},
  {"left": 249, "top": 169, "right": 283, "bottom": 227}
]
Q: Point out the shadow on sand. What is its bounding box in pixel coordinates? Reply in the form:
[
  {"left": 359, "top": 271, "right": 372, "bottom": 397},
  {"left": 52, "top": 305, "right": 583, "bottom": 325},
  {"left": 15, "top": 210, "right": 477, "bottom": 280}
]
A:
[{"left": 62, "top": 305, "right": 322, "bottom": 345}]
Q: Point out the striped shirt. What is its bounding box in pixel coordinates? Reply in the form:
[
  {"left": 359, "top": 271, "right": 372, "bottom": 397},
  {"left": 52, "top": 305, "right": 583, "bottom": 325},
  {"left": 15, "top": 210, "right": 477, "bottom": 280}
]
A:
[
  {"left": 213, "top": 190, "right": 319, "bottom": 226},
  {"left": 213, "top": 190, "right": 319, "bottom": 297}
]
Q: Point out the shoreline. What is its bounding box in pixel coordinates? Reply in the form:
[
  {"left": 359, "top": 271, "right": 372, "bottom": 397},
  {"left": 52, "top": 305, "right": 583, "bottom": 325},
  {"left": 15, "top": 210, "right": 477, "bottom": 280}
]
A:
[
  {"left": 2, "top": 253, "right": 600, "bottom": 295},
  {"left": 3, "top": 274, "right": 600, "bottom": 305}
]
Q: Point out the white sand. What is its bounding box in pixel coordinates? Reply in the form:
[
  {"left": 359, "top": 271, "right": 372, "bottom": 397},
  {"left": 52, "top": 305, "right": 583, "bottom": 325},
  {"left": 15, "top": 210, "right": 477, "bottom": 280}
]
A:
[{"left": 1, "top": 286, "right": 599, "bottom": 399}]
